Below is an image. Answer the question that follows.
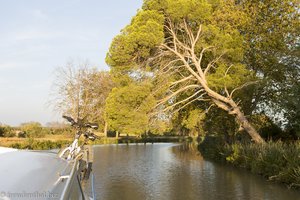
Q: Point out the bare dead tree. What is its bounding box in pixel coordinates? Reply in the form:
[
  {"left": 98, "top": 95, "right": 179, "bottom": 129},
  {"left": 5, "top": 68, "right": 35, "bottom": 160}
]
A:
[
  {"left": 153, "top": 18, "right": 265, "bottom": 144},
  {"left": 50, "top": 60, "right": 92, "bottom": 120},
  {"left": 49, "top": 60, "right": 113, "bottom": 136},
  {"left": 81, "top": 71, "right": 114, "bottom": 136}
]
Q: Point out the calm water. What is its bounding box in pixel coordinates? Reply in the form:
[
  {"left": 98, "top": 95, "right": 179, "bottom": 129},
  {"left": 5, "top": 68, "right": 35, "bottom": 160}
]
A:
[{"left": 88, "top": 143, "right": 300, "bottom": 200}]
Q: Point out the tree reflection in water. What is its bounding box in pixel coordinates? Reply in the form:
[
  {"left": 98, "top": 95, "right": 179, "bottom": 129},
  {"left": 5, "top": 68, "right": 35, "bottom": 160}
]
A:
[{"left": 86, "top": 143, "right": 300, "bottom": 200}]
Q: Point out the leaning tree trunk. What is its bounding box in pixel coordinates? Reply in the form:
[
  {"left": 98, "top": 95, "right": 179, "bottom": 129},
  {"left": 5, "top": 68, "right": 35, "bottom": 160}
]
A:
[
  {"left": 228, "top": 99, "right": 265, "bottom": 144},
  {"left": 158, "top": 18, "right": 266, "bottom": 144},
  {"left": 212, "top": 96, "right": 265, "bottom": 144},
  {"left": 233, "top": 106, "right": 265, "bottom": 144}
]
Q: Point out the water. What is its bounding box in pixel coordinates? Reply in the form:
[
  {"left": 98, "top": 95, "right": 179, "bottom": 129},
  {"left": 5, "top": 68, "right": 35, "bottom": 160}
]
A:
[{"left": 88, "top": 143, "right": 300, "bottom": 200}]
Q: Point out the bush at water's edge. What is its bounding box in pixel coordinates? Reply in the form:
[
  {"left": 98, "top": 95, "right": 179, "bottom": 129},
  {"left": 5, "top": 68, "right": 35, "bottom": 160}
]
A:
[
  {"left": 198, "top": 136, "right": 300, "bottom": 189},
  {"left": 90, "top": 136, "right": 193, "bottom": 145}
]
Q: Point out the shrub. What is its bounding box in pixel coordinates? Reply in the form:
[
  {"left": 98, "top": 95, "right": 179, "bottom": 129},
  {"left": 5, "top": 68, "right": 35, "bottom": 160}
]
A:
[
  {"left": 198, "top": 135, "right": 226, "bottom": 161},
  {"left": 20, "top": 122, "right": 46, "bottom": 138},
  {"left": 199, "top": 137, "right": 300, "bottom": 188},
  {"left": 0, "top": 126, "right": 15, "bottom": 137}
]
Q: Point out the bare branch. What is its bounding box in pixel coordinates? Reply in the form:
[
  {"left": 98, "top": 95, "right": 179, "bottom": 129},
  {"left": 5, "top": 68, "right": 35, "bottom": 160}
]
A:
[
  {"left": 224, "top": 86, "right": 230, "bottom": 97},
  {"left": 171, "top": 96, "right": 210, "bottom": 114},
  {"left": 170, "top": 75, "right": 194, "bottom": 86},
  {"left": 162, "top": 89, "right": 205, "bottom": 112},
  {"left": 194, "top": 24, "right": 202, "bottom": 46},
  {"left": 183, "top": 19, "right": 194, "bottom": 46},
  {"left": 164, "top": 21, "right": 192, "bottom": 52},
  {"left": 161, "top": 43, "right": 202, "bottom": 81},
  {"left": 224, "top": 65, "right": 233, "bottom": 77},
  {"left": 212, "top": 98, "right": 230, "bottom": 111},
  {"left": 204, "top": 52, "right": 226, "bottom": 75},
  {"left": 156, "top": 84, "right": 201, "bottom": 106},
  {"left": 198, "top": 46, "right": 214, "bottom": 66},
  {"left": 230, "top": 81, "right": 259, "bottom": 98},
  {"left": 205, "top": 104, "right": 215, "bottom": 113}
]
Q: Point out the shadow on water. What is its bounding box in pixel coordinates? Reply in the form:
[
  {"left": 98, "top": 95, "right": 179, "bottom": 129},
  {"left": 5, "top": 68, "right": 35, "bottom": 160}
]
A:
[{"left": 86, "top": 143, "right": 300, "bottom": 200}]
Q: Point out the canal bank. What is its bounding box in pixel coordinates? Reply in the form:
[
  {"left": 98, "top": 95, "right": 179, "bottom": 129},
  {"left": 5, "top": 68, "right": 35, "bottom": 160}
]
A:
[{"left": 198, "top": 136, "right": 300, "bottom": 189}]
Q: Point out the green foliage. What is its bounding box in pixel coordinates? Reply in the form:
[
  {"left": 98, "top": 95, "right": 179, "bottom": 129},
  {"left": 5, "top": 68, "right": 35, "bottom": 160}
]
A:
[
  {"left": 106, "top": 10, "right": 164, "bottom": 69},
  {"left": 106, "top": 0, "right": 299, "bottom": 139},
  {"left": 199, "top": 138, "right": 300, "bottom": 188},
  {"left": 238, "top": 0, "right": 300, "bottom": 121},
  {"left": 249, "top": 114, "right": 283, "bottom": 140},
  {"left": 280, "top": 60, "right": 300, "bottom": 137},
  {"left": 105, "top": 83, "right": 156, "bottom": 136},
  {"left": 165, "top": 0, "right": 212, "bottom": 22},
  {"left": 0, "top": 127, "right": 4, "bottom": 137},
  {"left": 10, "top": 138, "right": 69, "bottom": 150},
  {"left": 49, "top": 127, "right": 73, "bottom": 137},
  {"left": 181, "top": 109, "right": 206, "bottom": 136},
  {"left": 207, "top": 63, "right": 254, "bottom": 91},
  {"left": 0, "top": 125, "right": 14, "bottom": 137},
  {"left": 20, "top": 122, "right": 49, "bottom": 138},
  {"left": 197, "top": 135, "right": 226, "bottom": 160},
  {"left": 204, "top": 108, "right": 237, "bottom": 138},
  {"left": 149, "top": 120, "right": 172, "bottom": 135}
]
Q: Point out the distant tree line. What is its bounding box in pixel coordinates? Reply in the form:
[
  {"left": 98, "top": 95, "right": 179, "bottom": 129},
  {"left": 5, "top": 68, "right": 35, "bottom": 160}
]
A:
[{"left": 0, "top": 122, "right": 72, "bottom": 138}]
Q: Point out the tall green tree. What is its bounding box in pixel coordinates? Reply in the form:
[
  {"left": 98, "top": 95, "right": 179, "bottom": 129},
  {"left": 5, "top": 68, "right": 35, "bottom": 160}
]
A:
[
  {"left": 107, "top": 0, "right": 265, "bottom": 143},
  {"left": 105, "top": 10, "right": 165, "bottom": 136},
  {"left": 106, "top": 0, "right": 299, "bottom": 142},
  {"left": 238, "top": 0, "right": 300, "bottom": 117},
  {"left": 105, "top": 82, "right": 155, "bottom": 136}
]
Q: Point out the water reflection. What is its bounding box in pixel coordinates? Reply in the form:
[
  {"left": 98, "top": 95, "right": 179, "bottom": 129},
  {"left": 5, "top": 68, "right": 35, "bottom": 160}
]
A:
[{"left": 89, "top": 143, "right": 300, "bottom": 200}]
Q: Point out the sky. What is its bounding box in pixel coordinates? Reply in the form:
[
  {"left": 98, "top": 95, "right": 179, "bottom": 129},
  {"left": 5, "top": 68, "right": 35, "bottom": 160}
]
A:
[{"left": 0, "top": 0, "right": 143, "bottom": 126}]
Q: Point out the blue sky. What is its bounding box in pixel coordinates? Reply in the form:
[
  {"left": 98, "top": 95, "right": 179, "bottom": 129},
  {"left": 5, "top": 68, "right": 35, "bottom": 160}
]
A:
[{"left": 0, "top": 0, "right": 143, "bottom": 126}]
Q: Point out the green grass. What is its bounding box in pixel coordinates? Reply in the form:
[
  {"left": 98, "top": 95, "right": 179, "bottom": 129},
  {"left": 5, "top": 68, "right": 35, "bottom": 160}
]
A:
[
  {"left": 199, "top": 136, "right": 300, "bottom": 189},
  {"left": 5, "top": 136, "right": 193, "bottom": 150},
  {"left": 9, "top": 138, "right": 70, "bottom": 150}
]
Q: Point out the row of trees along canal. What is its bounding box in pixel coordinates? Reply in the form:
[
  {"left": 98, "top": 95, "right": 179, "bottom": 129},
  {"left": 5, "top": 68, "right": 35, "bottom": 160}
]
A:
[{"left": 51, "top": 0, "right": 300, "bottom": 143}]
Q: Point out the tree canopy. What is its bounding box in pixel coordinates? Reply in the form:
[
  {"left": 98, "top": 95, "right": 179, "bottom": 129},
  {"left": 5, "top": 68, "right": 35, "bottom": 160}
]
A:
[
  {"left": 105, "top": 82, "right": 155, "bottom": 136},
  {"left": 48, "top": 0, "right": 299, "bottom": 141},
  {"left": 104, "top": 0, "right": 299, "bottom": 142}
]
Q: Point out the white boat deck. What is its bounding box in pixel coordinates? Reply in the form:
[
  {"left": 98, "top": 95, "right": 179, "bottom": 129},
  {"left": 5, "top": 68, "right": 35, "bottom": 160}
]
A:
[
  {"left": 0, "top": 150, "right": 74, "bottom": 200},
  {"left": 0, "top": 146, "right": 17, "bottom": 154}
]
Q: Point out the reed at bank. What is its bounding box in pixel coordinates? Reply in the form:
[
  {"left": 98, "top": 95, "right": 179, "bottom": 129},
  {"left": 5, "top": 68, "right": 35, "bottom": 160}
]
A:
[{"left": 198, "top": 136, "right": 300, "bottom": 189}]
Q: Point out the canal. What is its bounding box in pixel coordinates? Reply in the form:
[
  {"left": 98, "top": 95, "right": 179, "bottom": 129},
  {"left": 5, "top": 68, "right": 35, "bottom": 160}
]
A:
[{"left": 87, "top": 143, "right": 300, "bottom": 200}]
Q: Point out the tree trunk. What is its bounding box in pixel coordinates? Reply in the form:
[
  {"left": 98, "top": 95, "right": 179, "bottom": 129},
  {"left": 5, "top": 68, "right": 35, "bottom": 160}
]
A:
[
  {"left": 211, "top": 97, "right": 265, "bottom": 144},
  {"left": 116, "top": 131, "right": 119, "bottom": 139},
  {"left": 234, "top": 107, "right": 265, "bottom": 144},
  {"left": 104, "top": 121, "right": 108, "bottom": 137},
  {"left": 158, "top": 19, "right": 266, "bottom": 144}
]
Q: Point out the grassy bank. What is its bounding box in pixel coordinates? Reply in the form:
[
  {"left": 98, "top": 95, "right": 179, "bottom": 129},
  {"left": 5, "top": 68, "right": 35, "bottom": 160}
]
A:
[
  {"left": 0, "top": 136, "right": 193, "bottom": 150},
  {"left": 0, "top": 135, "right": 72, "bottom": 150},
  {"left": 198, "top": 136, "right": 300, "bottom": 189},
  {"left": 10, "top": 138, "right": 70, "bottom": 150}
]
